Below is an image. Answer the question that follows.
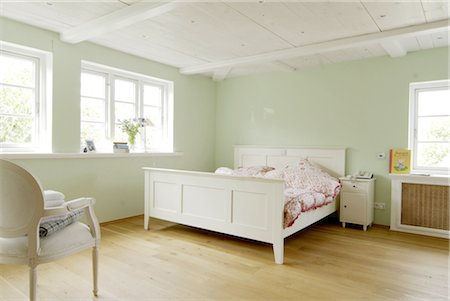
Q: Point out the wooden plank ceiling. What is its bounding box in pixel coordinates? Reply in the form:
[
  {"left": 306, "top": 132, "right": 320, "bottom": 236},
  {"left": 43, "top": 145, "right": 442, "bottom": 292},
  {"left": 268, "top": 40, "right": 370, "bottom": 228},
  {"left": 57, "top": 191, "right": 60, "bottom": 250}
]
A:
[{"left": 1, "top": 0, "right": 449, "bottom": 80}]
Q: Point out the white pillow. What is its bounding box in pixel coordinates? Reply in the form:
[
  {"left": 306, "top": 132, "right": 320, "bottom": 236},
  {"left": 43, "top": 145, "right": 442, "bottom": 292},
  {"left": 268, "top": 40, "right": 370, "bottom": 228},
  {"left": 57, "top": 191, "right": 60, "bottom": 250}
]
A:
[{"left": 43, "top": 190, "right": 65, "bottom": 208}]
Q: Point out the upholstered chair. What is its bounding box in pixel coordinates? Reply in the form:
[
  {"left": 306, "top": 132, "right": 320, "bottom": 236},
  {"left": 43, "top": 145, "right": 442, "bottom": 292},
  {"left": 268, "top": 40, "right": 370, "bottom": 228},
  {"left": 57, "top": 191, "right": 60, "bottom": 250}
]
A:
[{"left": 0, "top": 159, "right": 100, "bottom": 301}]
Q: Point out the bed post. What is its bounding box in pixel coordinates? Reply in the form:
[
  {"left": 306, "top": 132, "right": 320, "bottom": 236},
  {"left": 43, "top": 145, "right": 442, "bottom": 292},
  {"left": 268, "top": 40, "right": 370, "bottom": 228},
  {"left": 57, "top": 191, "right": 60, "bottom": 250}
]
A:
[
  {"left": 272, "top": 183, "right": 285, "bottom": 264},
  {"left": 273, "top": 237, "right": 284, "bottom": 264}
]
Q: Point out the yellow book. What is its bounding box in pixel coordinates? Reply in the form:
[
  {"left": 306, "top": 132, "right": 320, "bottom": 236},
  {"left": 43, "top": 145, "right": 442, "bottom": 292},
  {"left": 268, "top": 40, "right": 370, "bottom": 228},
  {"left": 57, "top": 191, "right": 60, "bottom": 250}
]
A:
[{"left": 389, "top": 149, "right": 411, "bottom": 174}]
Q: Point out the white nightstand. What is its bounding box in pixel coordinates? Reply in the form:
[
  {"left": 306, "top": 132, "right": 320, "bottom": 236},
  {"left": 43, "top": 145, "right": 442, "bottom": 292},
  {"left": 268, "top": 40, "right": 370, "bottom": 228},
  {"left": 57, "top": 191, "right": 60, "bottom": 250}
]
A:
[{"left": 339, "top": 177, "right": 376, "bottom": 231}]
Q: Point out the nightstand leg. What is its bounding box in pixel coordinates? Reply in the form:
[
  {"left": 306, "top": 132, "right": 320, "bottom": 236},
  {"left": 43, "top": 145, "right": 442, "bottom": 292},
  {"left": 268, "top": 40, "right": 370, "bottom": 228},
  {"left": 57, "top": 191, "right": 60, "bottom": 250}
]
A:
[
  {"left": 342, "top": 222, "right": 346, "bottom": 228},
  {"left": 363, "top": 225, "right": 367, "bottom": 231}
]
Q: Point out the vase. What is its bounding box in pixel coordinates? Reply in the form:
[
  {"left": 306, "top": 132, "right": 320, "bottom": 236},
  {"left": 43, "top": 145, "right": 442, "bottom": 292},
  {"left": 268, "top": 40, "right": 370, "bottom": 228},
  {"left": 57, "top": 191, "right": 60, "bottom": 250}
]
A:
[{"left": 128, "top": 134, "right": 137, "bottom": 151}]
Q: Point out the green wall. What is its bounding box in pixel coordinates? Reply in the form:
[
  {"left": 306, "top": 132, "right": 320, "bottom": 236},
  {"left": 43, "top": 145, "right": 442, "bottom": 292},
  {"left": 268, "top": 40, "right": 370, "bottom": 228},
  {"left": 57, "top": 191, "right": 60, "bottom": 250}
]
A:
[
  {"left": 0, "top": 17, "right": 217, "bottom": 222},
  {"left": 2, "top": 17, "right": 449, "bottom": 226},
  {"left": 215, "top": 47, "right": 449, "bottom": 225}
]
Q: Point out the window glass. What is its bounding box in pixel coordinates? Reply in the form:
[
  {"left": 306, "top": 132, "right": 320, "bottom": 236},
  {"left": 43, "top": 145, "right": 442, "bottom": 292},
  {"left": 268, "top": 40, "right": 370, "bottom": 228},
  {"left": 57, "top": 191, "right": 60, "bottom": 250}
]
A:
[
  {"left": 417, "top": 90, "right": 450, "bottom": 116},
  {"left": 0, "top": 86, "right": 34, "bottom": 115},
  {"left": 80, "top": 62, "right": 173, "bottom": 152},
  {"left": 115, "top": 102, "right": 135, "bottom": 122},
  {"left": 0, "top": 54, "right": 35, "bottom": 87},
  {"left": 146, "top": 126, "right": 162, "bottom": 148},
  {"left": 114, "top": 125, "right": 128, "bottom": 142},
  {"left": 114, "top": 79, "right": 136, "bottom": 103},
  {"left": 0, "top": 116, "right": 33, "bottom": 144},
  {"left": 416, "top": 143, "right": 450, "bottom": 168},
  {"left": 0, "top": 43, "right": 50, "bottom": 152},
  {"left": 143, "top": 85, "right": 162, "bottom": 106},
  {"left": 81, "top": 97, "right": 105, "bottom": 122},
  {"left": 80, "top": 122, "right": 105, "bottom": 144},
  {"left": 80, "top": 71, "right": 107, "bottom": 146},
  {"left": 417, "top": 117, "right": 450, "bottom": 141},
  {"left": 144, "top": 106, "right": 162, "bottom": 128},
  {"left": 81, "top": 73, "right": 105, "bottom": 99},
  {"left": 409, "top": 80, "right": 450, "bottom": 174}
]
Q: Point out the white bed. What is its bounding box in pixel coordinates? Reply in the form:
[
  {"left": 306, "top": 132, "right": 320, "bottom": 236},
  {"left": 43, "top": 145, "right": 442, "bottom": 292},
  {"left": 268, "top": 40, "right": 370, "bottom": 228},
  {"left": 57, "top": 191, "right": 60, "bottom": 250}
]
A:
[{"left": 143, "top": 145, "right": 346, "bottom": 264}]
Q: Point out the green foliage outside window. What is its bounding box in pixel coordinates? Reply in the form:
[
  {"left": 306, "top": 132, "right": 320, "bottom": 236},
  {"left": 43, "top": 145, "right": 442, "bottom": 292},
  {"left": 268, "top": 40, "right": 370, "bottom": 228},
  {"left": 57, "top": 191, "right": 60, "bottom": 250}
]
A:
[
  {"left": 0, "top": 58, "right": 36, "bottom": 145},
  {"left": 421, "top": 119, "right": 450, "bottom": 167}
]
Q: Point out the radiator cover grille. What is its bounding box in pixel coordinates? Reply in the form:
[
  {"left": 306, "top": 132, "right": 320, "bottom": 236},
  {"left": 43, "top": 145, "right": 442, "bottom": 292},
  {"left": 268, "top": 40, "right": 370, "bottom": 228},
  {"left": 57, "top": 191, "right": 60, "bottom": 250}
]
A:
[{"left": 401, "top": 183, "right": 449, "bottom": 231}]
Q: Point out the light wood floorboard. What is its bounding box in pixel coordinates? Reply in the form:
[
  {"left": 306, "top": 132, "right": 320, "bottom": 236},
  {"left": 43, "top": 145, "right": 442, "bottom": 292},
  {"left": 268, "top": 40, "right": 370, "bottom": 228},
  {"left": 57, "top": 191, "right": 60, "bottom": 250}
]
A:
[{"left": 1, "top": 216, "right": 448, "bottom": 301}]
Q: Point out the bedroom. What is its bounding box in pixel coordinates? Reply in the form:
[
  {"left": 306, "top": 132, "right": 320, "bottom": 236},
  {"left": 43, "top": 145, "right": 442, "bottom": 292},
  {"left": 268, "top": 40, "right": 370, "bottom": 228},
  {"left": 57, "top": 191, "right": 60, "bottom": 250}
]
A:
[{"left": 0, "top": 1, "right": 449, "bottom": 300}]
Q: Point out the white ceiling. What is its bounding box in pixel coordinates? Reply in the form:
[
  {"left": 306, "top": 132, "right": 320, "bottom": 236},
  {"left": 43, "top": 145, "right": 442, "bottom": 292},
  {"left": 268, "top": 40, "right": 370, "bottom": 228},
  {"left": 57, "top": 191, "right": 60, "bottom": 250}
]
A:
[{"left": 1, "top": 1, "right": 449, "bottom": 80}]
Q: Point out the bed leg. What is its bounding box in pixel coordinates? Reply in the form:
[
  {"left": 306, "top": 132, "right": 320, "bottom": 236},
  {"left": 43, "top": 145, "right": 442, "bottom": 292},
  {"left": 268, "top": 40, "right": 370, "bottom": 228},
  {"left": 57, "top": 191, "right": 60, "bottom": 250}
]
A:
[
  {"left": 144, "top": 214, "right": 150, "bottom": 230},
  {"left": 273, "top": 239, "right": 284, "bottom": 264}
]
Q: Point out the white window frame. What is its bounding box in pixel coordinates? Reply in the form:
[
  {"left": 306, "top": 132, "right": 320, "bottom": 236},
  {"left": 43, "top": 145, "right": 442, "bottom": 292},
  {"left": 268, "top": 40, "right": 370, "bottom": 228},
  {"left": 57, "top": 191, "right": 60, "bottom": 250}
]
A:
[
  {"left": 408, "top": 79, "right": 450, "bottom": 175},
  {"left": 110, "top": 75, "right": 139, "bottom": 140},
  {"left": 80, "top": 69, "right": 109, "bottom": 144},
  {"left": 0, "top": 41, "right": 52, "bottom": 152},
  {"left": 81, "top": 61, "right": 173, "bottom": 152}
]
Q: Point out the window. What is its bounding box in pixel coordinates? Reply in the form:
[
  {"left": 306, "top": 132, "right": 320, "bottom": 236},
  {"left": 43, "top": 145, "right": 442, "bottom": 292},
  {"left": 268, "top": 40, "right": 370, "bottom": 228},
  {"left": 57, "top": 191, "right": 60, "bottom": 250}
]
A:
[
  {"left": 80, "top": 62, "right": 173, "bottom": 152},
  {"left": 0, "top": 41, "right": 52, "bottom": 152},
  {"left": 409, "top": 80, "right": 450, "bottom": 174},
  {"left": 80, "top": 70, "right": 108, "bottom": 147}
]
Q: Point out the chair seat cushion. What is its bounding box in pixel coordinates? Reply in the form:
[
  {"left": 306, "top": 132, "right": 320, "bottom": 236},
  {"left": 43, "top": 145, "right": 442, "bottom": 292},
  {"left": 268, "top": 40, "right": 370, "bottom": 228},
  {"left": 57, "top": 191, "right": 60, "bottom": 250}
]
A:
[{"left": 0, "top": 222, "right": 95, "bottom": 263}]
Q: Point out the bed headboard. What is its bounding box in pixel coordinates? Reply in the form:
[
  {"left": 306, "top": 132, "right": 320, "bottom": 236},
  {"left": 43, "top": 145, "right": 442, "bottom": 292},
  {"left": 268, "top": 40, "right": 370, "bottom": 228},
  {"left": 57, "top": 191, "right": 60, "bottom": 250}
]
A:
[{"left": 234, "top": 145, "right": 346, "bottom": 178}]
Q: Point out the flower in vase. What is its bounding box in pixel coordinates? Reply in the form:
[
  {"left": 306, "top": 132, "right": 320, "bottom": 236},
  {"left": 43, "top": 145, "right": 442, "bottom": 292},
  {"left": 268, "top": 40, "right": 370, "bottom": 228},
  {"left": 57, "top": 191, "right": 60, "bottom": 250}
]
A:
[
  {"left": 118, "top": 118, "right": 154, "bottom": 147},
  {"left": 136, "top": 117, "right": 154, "bottom": 127},
  {"left": 118, "top": 119, "right": 140, "bottom": 146}
]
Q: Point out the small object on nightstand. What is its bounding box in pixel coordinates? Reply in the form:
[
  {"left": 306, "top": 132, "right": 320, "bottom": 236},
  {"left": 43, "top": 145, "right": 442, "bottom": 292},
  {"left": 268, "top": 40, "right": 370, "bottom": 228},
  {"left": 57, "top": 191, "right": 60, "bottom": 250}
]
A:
[{"left": 339, "top": 177, "right": 376, "bottom": 231}]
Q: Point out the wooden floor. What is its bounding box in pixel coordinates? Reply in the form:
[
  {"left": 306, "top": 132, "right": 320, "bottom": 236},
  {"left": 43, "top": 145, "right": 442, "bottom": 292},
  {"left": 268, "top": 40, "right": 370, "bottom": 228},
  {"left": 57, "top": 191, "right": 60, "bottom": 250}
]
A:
[{"left": 1, "top": 216, "right": 449, "bottom": 301}]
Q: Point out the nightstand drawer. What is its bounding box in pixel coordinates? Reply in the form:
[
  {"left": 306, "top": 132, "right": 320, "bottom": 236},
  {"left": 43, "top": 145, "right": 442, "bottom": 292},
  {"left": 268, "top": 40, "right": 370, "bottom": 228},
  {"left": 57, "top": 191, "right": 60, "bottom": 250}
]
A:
[{"left": 341, "top": 181, "right": 370, "bottom": 193}]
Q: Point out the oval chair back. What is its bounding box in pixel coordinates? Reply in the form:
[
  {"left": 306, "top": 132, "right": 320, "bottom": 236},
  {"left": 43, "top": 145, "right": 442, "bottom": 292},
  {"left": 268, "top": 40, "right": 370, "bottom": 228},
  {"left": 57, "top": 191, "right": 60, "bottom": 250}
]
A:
[{"left": 0, "top": 159, "right": 44, "bottom": 239}]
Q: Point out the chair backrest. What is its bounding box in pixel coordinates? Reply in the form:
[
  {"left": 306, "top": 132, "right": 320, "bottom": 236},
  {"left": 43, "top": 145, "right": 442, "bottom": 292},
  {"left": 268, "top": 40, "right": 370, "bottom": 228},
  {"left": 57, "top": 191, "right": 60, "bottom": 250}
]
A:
[{"left": 0, "top": 159, "right": 44, "bottom": 238}]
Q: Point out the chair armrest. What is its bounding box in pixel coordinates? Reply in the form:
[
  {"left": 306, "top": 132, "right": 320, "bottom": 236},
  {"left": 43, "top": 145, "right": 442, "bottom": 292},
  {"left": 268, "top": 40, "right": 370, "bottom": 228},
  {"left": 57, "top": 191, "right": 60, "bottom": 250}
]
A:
[
  {"left": 66, "top": 197, "right": 101, "bottom": 243},
  {"left": 42, "top": 197, "right": 95, "bottom": 218},
  {"left": 43, "top": 205, "right": 68, "bottom": 218},
  {"left": 66, "top": 197, "right": 96, "bottom": 211}
]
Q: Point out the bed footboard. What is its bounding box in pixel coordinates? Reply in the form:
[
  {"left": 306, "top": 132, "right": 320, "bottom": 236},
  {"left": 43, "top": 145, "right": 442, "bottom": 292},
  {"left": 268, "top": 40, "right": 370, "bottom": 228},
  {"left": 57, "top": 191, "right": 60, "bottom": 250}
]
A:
[{"left": 143, "top": 167, "right": 285, "bottom": 263}]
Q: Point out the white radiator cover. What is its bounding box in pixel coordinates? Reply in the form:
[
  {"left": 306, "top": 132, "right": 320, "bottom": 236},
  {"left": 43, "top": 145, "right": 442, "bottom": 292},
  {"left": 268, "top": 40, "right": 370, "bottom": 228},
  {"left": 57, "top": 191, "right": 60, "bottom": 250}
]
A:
[{"left": 390, "top": 174, "right": 450, "bottom": 239}]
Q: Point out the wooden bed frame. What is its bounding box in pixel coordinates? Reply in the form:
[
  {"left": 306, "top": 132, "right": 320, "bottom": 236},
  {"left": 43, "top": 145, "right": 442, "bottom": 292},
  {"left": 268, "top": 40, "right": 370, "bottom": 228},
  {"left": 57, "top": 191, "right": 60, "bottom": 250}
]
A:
[{"left": 143, "top": 145, "right": 346, "bottom": 264}]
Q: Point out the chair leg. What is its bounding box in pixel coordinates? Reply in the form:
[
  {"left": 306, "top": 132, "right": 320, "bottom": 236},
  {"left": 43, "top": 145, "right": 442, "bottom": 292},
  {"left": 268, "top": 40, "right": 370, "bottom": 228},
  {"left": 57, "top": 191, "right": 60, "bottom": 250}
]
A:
[
  {"left": 29, "top": 265, "right": 37, "bottom": 301},
  {"left": 92, "top": 246, "right": 99, "bottom": 296}
]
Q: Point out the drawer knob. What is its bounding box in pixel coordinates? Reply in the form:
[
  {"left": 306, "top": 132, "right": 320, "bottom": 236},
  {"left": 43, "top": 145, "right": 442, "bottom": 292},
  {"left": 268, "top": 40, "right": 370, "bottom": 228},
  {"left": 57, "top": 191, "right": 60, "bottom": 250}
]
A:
[
  {"left": 353, "top": 185, "right": 356, "bottom": 188},
  {"left": 344, "top": 205, "right": 347, "bottom": 208}
]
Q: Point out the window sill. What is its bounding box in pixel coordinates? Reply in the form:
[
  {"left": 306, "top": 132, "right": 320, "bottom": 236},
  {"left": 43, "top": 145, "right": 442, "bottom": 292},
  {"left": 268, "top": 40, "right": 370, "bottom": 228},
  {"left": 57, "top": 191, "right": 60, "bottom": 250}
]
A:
[
  {"left": 389, "top": 173, "right": 449, "bottom": 186},
  {"left": 0, "top": 151, "right": 183, "bottom": 159}
]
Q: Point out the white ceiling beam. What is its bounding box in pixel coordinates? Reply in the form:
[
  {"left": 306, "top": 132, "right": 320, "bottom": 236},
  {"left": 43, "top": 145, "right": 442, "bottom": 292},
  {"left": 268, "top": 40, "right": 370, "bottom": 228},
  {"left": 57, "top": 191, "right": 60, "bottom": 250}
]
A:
[
  {"left": 213, "top": 67, "right": 232, "bottom": 81},
  {"left": 380, "top": 40, "right": 407, "bottom": 57},
  {"left": 60, "top": 1, "right": 181, "bottom": 44},
  {"left": 180, "top": 19, "right": 450, "bottom": 75},
  {"left": 416, "top": 35, "right": 435, "bottom": 50},
  {"left": 270, "top": 61, "right": 297, "bottom": 72}
]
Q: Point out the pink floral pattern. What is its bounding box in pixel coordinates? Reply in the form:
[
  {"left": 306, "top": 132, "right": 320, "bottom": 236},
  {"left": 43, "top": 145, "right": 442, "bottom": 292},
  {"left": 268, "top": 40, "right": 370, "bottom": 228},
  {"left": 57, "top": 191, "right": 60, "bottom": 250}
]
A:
[
  {"left": 266, "top": 160, "right": 341, "bottom": 227},
  {"left": 215, "top": 159, "right": 341, "bottom": 228},
  {"left": 215, "top": 166, "right": 275, "bottom": 177}
]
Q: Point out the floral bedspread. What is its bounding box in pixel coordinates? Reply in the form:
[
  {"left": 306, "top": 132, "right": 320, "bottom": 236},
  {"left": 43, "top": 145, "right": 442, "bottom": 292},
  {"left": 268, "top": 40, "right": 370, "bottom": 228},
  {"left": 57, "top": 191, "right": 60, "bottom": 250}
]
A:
[{"left": 215, "top": 160, "right": 341, "bottom": 228}]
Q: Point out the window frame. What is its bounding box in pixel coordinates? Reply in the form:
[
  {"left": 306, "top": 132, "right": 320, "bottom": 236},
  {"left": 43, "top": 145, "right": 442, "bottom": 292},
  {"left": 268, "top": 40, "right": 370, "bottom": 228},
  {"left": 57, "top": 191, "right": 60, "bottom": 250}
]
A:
[
  {"left": 81, "top": 61, "right": 173, "bottom": 152},
  {"left": 0, "top": 41, "right": 52, "bottom": 152},
  {"left": 408, "top": 79, "right": 450, "bottom": 175},
  {"left": 80, "top": 68, "right": 109, "bottom": 145},
  {"left": 110, "top": 75, "right": 139, "bottom": 140}
]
